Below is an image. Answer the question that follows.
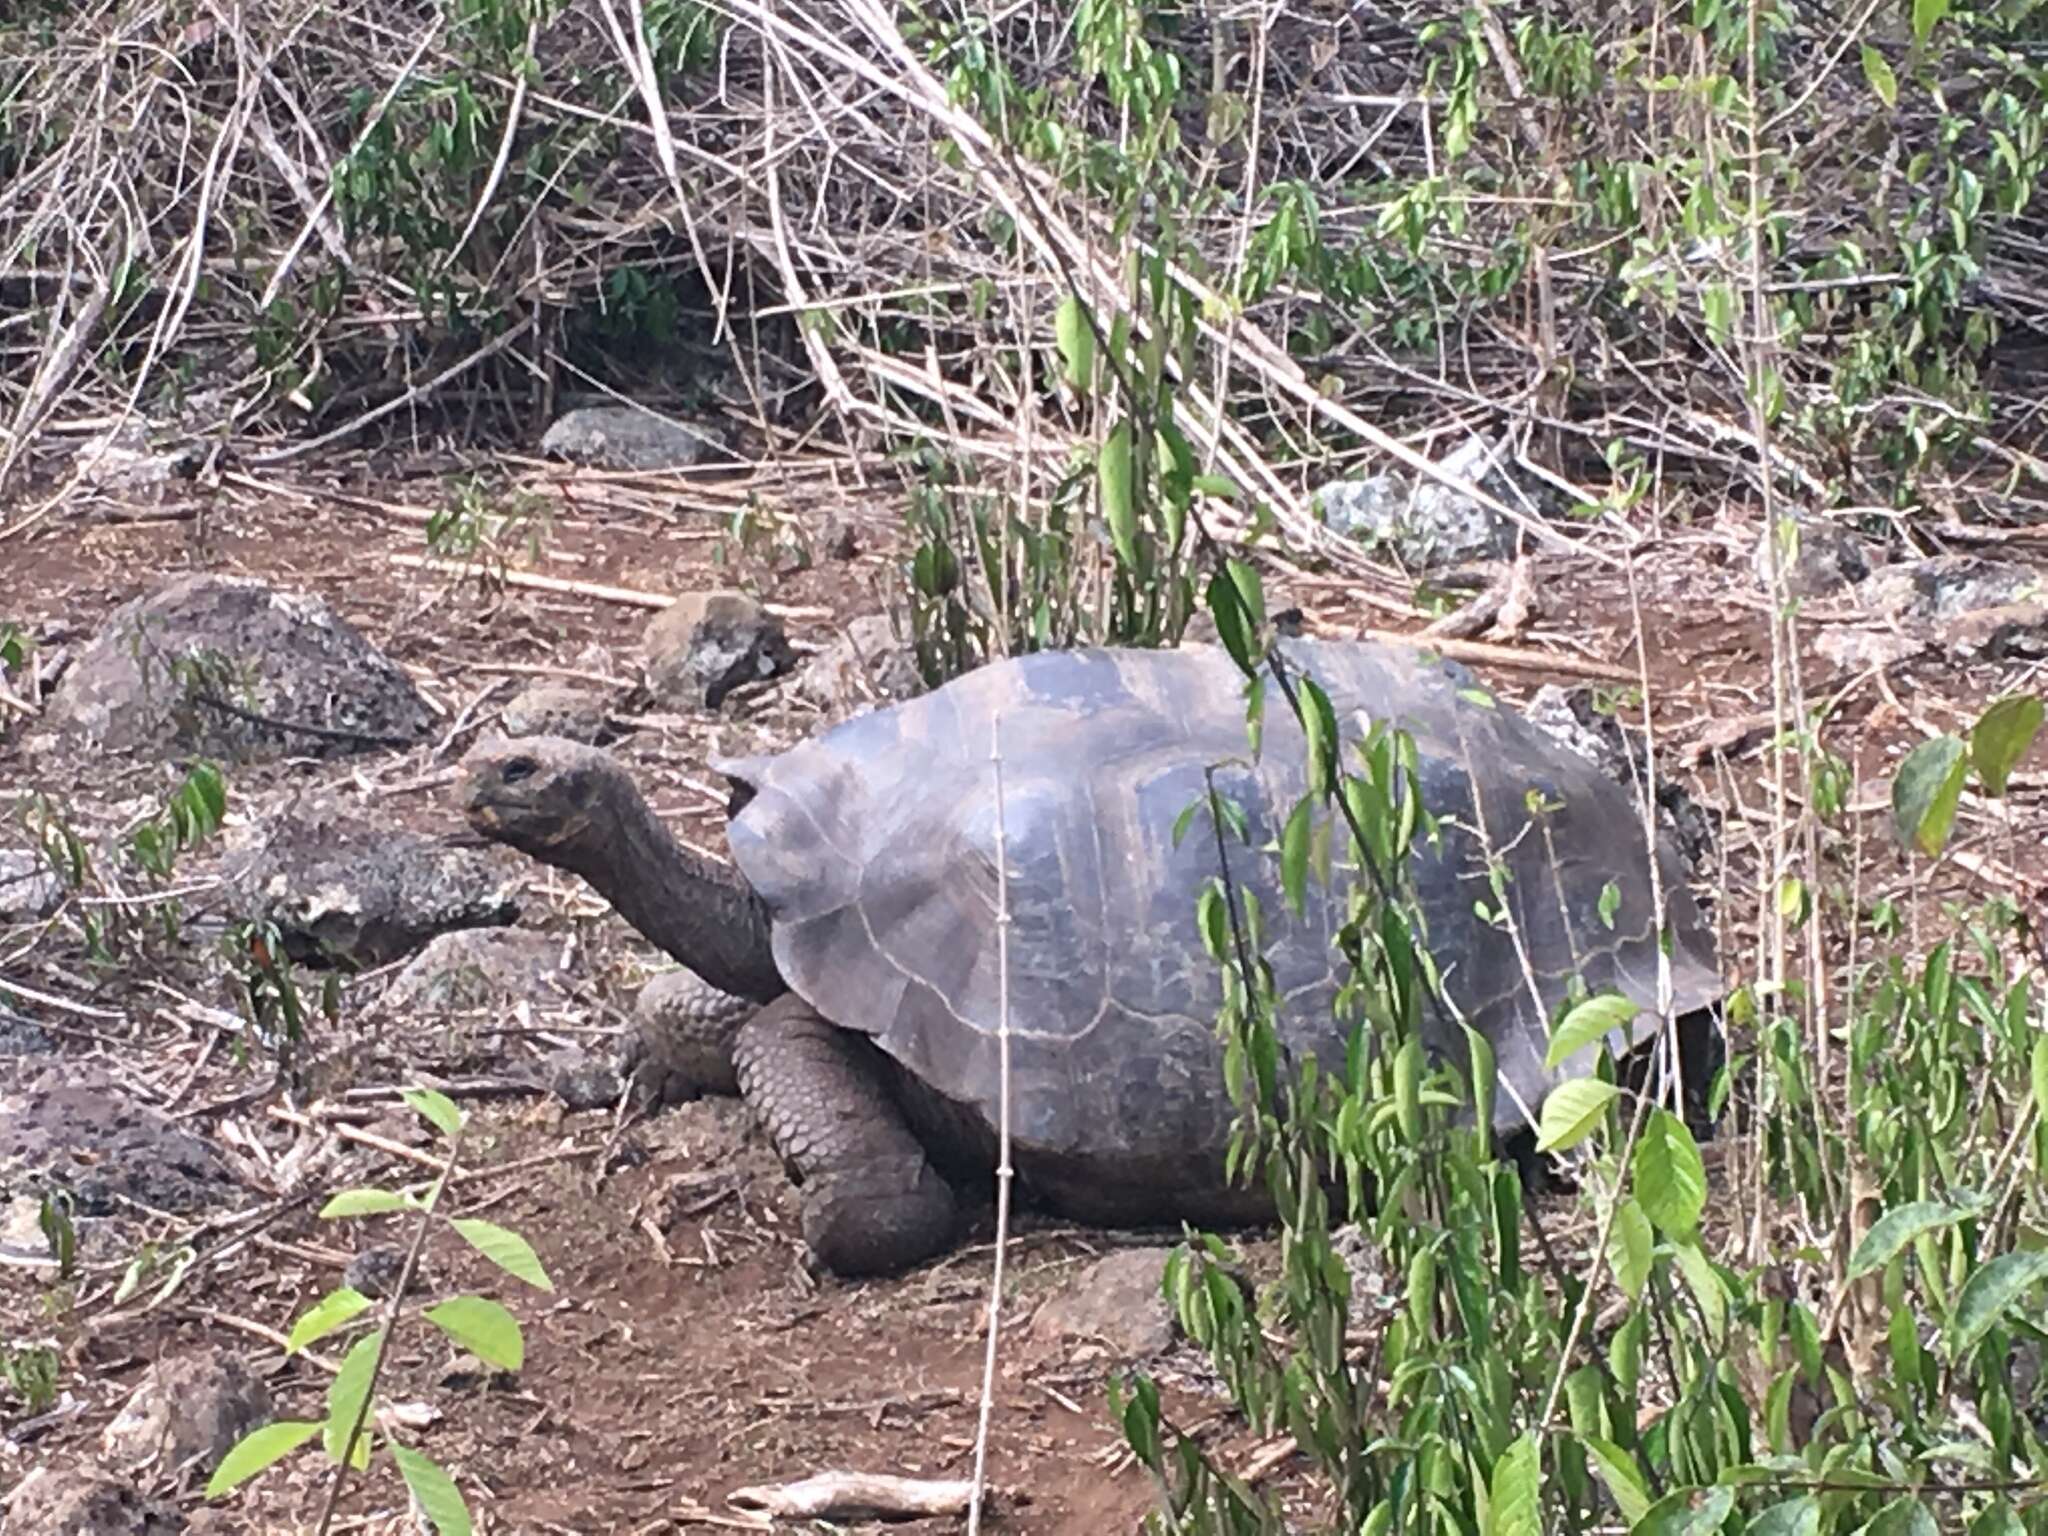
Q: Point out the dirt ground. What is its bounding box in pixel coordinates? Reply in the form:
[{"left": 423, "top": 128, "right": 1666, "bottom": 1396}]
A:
[{"left": 2, "top": 449, "right": 2045, "bottom": 1533}]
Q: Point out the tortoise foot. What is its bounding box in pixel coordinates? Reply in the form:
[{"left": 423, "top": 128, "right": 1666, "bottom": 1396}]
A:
[
  {"left": 621, "top": 968, "right": 753, "bottom": 1105},
  {"left": 734, "top": 995, "right": 957, "bottom": 1277}
]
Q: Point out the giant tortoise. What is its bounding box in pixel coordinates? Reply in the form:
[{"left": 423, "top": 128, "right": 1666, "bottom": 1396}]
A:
[{"left": 458, "top": 638, "right": 1723, "bottom": 1276}]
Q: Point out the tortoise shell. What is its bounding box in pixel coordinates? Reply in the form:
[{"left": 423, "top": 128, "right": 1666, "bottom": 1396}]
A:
[{"left": 716, "top": 639, "right": 1721, "bottom": 1168}]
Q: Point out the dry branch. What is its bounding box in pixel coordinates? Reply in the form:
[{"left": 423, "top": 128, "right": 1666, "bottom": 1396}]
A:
[{"left": 726, "top": 1471, "right": 980, "bottom": 1521}]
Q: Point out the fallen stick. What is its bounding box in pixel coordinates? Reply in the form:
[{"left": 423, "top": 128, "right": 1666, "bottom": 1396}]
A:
[
  {"left": 388, "top": 552, "right": 832, "bottom": 621},
  {"left": 727, "top": 1472, "right": 980, "bottom": 1522},
  {"left": 1355, "top": 626, "right": 1640, "bottom": 683}
]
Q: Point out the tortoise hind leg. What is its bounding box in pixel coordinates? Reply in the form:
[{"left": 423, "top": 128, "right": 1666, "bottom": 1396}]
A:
[{"left": 733, "top": 995, "right": 958, "bottom": 1277}]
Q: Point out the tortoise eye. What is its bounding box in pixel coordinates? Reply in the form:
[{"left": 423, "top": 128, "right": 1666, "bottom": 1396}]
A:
[{"left": 500, "top": 757, "right": 537, "bottom": 784}]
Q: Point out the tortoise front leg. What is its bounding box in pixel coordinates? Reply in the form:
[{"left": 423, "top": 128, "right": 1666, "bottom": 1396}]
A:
[{"left": 733, "top": 995, "right": 958, "bottom": 1277}]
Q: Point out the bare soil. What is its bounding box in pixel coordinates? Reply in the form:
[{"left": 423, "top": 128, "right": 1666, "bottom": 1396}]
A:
[{"left": 3, "top": 454, "right": 2044, "bottom": 1533}]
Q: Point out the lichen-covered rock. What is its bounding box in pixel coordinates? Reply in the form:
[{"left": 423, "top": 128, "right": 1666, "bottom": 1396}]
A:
[
  {"left": 1315, "top": 433, "right": 1543, "bottom": 570},
  {"left": 2, "top": 1467, "right": 184, "bottom": 1536},
  {"left": 641, "top": 592, "right": 794, "bottom": 710},
  {"left": 101, "top": 1347, "right": 273, "bottom": 1479},
  {"left": 1031, "top": 1247, "right": 1178, "bottom": 1359},
  {"left": 500, "top": 682, "right": 616, "bottom": 743},
  {"left": 1863, "top": 555, "right": 2042, "bottom": 619},
  {"left": 0, "top": 845, "right": 62, "bottom": 922},
  {"left": 540, "top": 405, "right": 729, "bottom": 470},
  {"left": 0, "top": 1067, "right": 239, "bottom": 1218},
  {"left": 1752, "top": 517, "right": 1874, "bottom": 597},
  {"left": 42, "top": 574, "right": 430, "bottom": 761},
  {"left": 383, "top": 927, "right": 564, "bottom": 1011},
  {"left": 223, "top": 790, "right": 521, "bottom": 967},
  {"left": 796, "top": 614, "right": 921, "bottom": 719},
  {"left": 539, "top": 1045, "right": 623, "bottom": 1110}
]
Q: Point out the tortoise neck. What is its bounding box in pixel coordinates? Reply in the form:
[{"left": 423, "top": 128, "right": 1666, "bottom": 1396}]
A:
[{"left": 564, "top": 778, "right": 786, "bottom": 1004}]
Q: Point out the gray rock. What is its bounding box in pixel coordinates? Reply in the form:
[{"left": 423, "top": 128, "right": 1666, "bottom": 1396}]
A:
[
  {"left": 0, "top": 1068, "right": 239, "bottom": 1218},
  {"left": 2, "top": 1467, "right": 184, "bottom": 1535},
  {"left": 343, "top": 1244, "right": 406, "bottom": 1299},
  {"left": 1315, "top": 433, "right": 1538, "bottom": 570},
  {"left": 71, "top": 421, "right": 204, "bottom": 491},
  {"left": 499, "top": 682, "right": 615, "bottom": 744},
  {"left": 100, "top": 1347, "right": 273, "bottom": 1479},
  {"left": 540, "top": 1045, "right": 623, "bottom": 1111},
  {"left": 43, "top": 574, "right": 430, "bottom": 762},
  {"left": 1032, "top": 1247, "right": 1177, "bottom": 1359},
  {"left": 0, "top": 846, "right": 62, "bottom": 922},
  {"left": 641, "top": 592, "right": 795, "bottom": 711},
  {"left": 383, "top": 928, "right": 563, "bottom": 1012},
  {"left": 1752, "top": 517, "right": 1874, "bottom": 597},
  {"left": 796, "top": 614, "right": 922, "bottom": 718},
  {"left": 540, "top": 405, "right": 729, "bottom": 471},
  {"left": 223, "top": 790, "right": 521, "bottom": 968},
  {"left": 1863, "top": 555, "right": 2042, "bottom": 619},
  {"left": 1945, "top": 601, "right": 2048, "bottom": 661}
]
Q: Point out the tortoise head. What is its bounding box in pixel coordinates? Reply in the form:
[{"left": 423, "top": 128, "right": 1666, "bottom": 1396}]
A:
[{"left": 458, "top": 735, "right": 618, "bottom": 859}]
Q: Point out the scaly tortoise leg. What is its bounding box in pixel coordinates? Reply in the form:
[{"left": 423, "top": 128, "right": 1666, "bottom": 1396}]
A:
[
  {"left": 621, "top": 968, "right": 754, "bottom": 1104},
  {"left": 733, "top": 994, "right": 957, "bottom": 1277}
]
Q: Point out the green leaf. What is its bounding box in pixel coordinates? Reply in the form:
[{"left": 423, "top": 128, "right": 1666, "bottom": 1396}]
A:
[
  {"left": 1054, "top": 294, "right": 1096, "bottom": 395},
  {"left": 403, "top": 1087, "right": 463, "bottom": 1140},
  {"left": 390, "top": 1442, "right": 473, "bottom": 1536},
  {"left": 2033, "top": 1034, "right": 2048, "bottom": 1127},
  {"left": 1637, "top": 1484, "right": 1735, "bottom": 1534},
  {"left": 1860, "top": 1494, "right": 1939, "bottom": 1536},
  {"left": 1672, "top": 1238, "right": 1727, "bottom": 1347},
  {"left": 424, "top": 1296, "right": 525, "bottom": 1372},
  {"left": 1912, "top": 0, "right": 1949, "bottom": 44},
  {"left": 287, "top": 1287, "right": 374, "bottom": 1355},
  {"left": 1701, "top": 283, "right": 1736, "bottom": 347},
  {"left": 1847, "top": 1200, "right": 1971, "bottom": 1281},
  {"left": 1969, "top": 1500, "right": 2025, "bottom": 1536},
  {"left": 1949, "top": 1250, "right": 2048, "bottom": 1360},
  {"left": 1891, "top": 735, "right": 1968, "bottom": 857},
  {"left": 451, "top": 1219, "right": 555, "bottom": 1291},
  {"left": 1486, "top": 1431, "right": 1541, "bottom": 1536},
  {"left": 319, "top": 1188, "right": 411, "bottom": 1219},
  {"left": 1607, "top": 1197, "right": 1654, "bottom": 1301},
  {"left": 1636, "top": 1110, "right": 1706, "bottom": 1241},
  {"left": 205, "top": 1419, "right": 322, "bottom": 1496},
  {"left": 1860, "top": 45, "right": 1897, "bottom": 109},
  {"left": 324, "top": 1330, "right": 383, "bottom": 1467},
  {"left": 1579, "top": 1434, "right": 1650, "bottom": 1525},
  {"left": 1280, "top": 797, "right": 1313, "bottom": 917},
  {"left": 1969, "top": 694, "right": 2043, "bottom": 797},
  {"left": 1099, "top": 421, "right": 1138, "bottom": 573},
  {"left": 1746, "top": 1494, "right": 1821, "bottom": 1536},
  {"left": 1545, "top": 992, "right": 1641, "bottom": 1070},
  {"left": 1536, "top": 1078, "right": 1618, "bottom": 1153}
]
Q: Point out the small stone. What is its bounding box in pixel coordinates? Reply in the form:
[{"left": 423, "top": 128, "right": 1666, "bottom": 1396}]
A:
[
  {"left": 1032, "top": 1247, "right": 1178, "bottom": 1359},
  {"left": 820, "top": 518, "right": 860, "bottom": 561},
  {"left": 223, "top": 790, "right": 522, "bottom": 968},
  {"left": 540, "top": 1045, "right": 622, "bottom": 1111},
  {"left": 540, "top": 405, "right": 729, "bottom": 471},
  {"left": 101, "top": 1347, "right": 273, "bottom": 1479},
  {"left": 42, "top": 574, "right": 430, "bottom": 762},
  {"left": 383, "top": 928, "right": 564, "bottom": 1012},
  {"left": 2, "top": 1466, "right": 184, "bottom": 1535},
  {"left": 344, "top": 1245, "right": 407, "bottom": 1299},
  {"left": 1814, "top": 627, "right": 1923, "bottom": 671},
  {"left": 641, "top": 592, "right": 795, "bottom": 711},
  {"left": 499, "top": 682, "right": 615, "bottom": 744},
  {"left": 0, "top": 846, "right": 63, "bottom": 922},
  {"left": 1751, "top": 517, "right": 1873, "bottom": 597},
  {"left": 796, "top": 614, "right": 921, "bottom": 719}
]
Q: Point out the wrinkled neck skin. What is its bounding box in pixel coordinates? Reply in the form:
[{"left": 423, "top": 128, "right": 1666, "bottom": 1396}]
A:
[{"left": 557, "top": 777, "right": 787, "bottom": 1004}]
